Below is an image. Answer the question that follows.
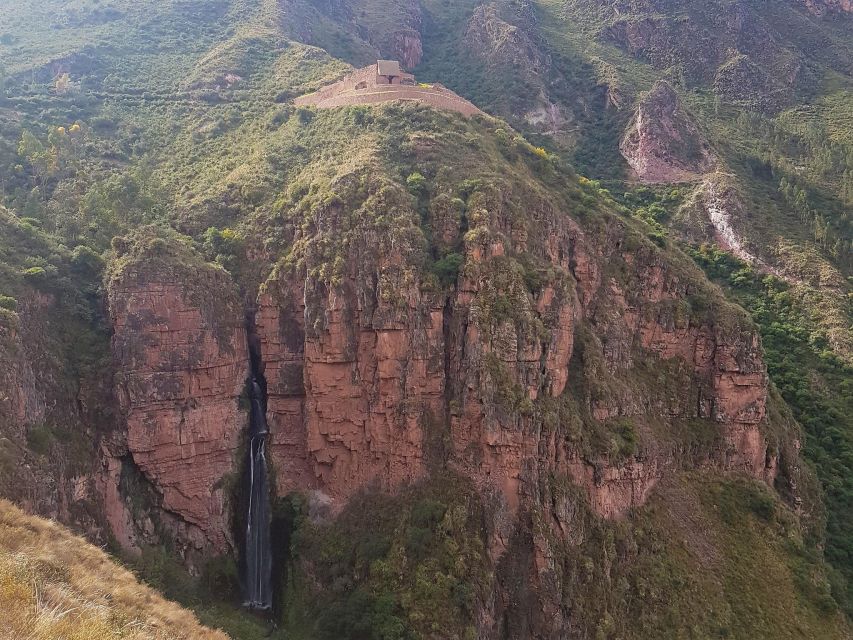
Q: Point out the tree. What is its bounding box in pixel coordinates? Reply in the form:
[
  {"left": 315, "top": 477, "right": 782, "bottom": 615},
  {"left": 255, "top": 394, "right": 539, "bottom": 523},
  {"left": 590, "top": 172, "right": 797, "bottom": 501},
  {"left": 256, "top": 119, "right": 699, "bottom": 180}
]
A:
[
  {"left": 18, "top": 130, "right": 54, "bottom": 191},
  {"left": 53, "top": 72, "right": 73, "bottom": 95}
]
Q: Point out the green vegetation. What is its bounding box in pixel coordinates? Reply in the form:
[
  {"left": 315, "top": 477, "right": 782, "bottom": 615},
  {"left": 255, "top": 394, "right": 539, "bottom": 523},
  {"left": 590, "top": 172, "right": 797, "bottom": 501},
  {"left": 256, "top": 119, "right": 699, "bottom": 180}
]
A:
[
  {"left": 546, "top": 473, "right": 846, "bottom": 640},
  {"left": 0, "top": 205, "right": 111, "bottom": 396},
  {"left": 123, "top": 546, "right": 276, "bottom": 640},
  {"left": 279, "top": 476, "right": 489, "bottom": 640},
  {"left": 691, "top": 244, "right": 853, "bottom": 613},
  {"left": 120, "top": 475, "right": 490, "bottom": 640}
]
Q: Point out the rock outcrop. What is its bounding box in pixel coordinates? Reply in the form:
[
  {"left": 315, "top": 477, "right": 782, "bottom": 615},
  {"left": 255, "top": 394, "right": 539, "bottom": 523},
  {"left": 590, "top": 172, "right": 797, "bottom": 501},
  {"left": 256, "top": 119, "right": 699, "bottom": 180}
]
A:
[
  {"left": 464, "top": 4, "right": 546, "bottom": 75},
  {"left": 106, "top": 232, "right": 248, "bottom": 555},
  {"left": 620, "top": 81, "right": 716, "bottom": 183},
  {"left": 799, "top": 0, "right": 853, "bottom": 15},
  {"left": 462, "top": 3, "right": 570, "bottom": 132}
]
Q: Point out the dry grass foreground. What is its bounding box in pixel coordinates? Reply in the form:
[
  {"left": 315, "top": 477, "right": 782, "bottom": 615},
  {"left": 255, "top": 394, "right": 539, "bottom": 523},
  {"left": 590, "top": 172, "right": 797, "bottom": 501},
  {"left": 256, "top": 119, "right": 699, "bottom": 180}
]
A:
[{"left": 0, "top": 499, "right": 229, "bottom": 640}]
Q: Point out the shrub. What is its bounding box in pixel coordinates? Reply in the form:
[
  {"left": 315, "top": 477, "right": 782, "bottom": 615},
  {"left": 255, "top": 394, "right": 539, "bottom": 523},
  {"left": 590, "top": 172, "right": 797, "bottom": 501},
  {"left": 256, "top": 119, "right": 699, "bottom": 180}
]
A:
[
  {"left": 146, "top": 237, "right": 168, "bottom": 254},
  {"left": 21, "top": 266, "right": 48, "bottom": 285},
  {"left": 316, "top": 590, "right": 411, "bottom": 640},
  {"left": 431, "top": 252, "right": 464, "bottom": 287},
  {"left": 26, "top": 425, "right": 53, "bottom": 456},
  {"left": 406, "top": 172, "right": 426, "bottom": 195},
  {"left": 111, "top": 236, "right": 129, "bottom": 256},
  {"left": 747, "top": 488, "right": 776, "bottom": 521},
  {"left": 71, "top": 245, "right": 105, "bottom": 275},
  {"left": 0, "top": 295, "right": 16, "bottom": 311},
  {"left": 200, "top": 556, "right": 240, "bottom": 601}
]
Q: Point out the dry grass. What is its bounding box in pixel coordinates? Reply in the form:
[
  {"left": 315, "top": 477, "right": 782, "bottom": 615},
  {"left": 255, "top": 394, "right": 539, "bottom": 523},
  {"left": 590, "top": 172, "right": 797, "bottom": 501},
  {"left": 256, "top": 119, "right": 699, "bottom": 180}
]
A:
[{"left": 0, "top": 499, "right": 230, "bottom": 640}]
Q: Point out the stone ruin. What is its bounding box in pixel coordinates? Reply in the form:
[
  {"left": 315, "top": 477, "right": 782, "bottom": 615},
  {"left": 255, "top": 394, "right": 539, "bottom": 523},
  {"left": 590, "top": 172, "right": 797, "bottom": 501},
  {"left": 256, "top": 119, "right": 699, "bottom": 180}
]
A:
[{"left": 295, "top": 60, "right": 483, "bottom": 117}]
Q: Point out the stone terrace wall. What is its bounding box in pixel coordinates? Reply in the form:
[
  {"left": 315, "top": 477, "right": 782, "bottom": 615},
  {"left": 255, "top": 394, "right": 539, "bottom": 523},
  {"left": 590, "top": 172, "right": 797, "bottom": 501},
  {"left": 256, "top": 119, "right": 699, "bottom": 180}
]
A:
[
  {"left": 296, "top": 84, "right": 482, "bottom": 116},
  {"left": 301, "top": 66, "right": 377, "bottom": 105}
]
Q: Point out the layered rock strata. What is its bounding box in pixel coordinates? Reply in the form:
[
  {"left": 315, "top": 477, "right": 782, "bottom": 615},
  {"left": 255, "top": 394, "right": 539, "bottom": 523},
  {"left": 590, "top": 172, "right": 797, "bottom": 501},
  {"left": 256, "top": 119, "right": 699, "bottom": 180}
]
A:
[
  {"left": 254, "top": 172, "right": 774, "bottom": 527},
  {"left": 107, "top": 240, "right": 247, "bottom": 554}
]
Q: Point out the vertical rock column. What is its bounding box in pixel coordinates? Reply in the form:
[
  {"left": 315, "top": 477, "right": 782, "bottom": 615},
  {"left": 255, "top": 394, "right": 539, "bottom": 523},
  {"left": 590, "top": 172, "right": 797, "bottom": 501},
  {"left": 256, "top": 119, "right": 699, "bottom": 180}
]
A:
[{"left": 107, "top": 236, "right": 248, "bottom": 555}]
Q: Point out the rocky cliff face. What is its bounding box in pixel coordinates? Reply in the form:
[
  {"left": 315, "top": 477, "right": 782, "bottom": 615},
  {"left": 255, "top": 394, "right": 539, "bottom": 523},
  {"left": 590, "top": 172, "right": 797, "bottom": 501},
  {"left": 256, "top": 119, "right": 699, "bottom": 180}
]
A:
[
  {"left": 0, "top": 311, "right": 43, "bottom": 441},
  {"left": 0, "top": 292, "right": 110, "bottom": 541},
  {"left": 255, "top": 186, "right": 444, "bottom": 502},
  {"left": 104, "top": 232, "right": 248, "bottom": 557},
  {"left": 621, "top": 81, "right": 716, "bottom": 183},
  {"left": 229, "top": 116, "right": 798, "bottom": 636},
  {"left": 13, "top": 105, "right": 797, "bottom": 639},
  {"left": 249, "top": 125, "right": 776, "bottom": 539}
]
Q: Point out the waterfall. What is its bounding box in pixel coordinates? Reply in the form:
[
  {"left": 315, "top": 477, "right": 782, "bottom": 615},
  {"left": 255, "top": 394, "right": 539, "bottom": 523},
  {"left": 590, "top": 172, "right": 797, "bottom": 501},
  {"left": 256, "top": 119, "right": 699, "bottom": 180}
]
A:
[{"left": 243, "top": 378, "right": 272, "bottom": 610}]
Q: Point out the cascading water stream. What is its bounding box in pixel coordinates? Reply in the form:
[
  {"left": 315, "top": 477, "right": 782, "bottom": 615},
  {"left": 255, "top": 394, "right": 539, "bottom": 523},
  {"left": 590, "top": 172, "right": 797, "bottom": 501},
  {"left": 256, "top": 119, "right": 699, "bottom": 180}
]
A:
[{"left": 243, "top": 377, "right": 272, "bottom": 610}]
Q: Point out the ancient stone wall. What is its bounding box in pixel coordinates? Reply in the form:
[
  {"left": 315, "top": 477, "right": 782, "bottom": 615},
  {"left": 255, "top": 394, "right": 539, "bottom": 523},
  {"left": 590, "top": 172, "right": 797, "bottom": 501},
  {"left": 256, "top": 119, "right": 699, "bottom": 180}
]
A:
[
  {"left": 295, "top": 64, "right": 483, "bottom": 116},
  {"left": 305, "top": 86, "right": 482, "bottom": 116}
]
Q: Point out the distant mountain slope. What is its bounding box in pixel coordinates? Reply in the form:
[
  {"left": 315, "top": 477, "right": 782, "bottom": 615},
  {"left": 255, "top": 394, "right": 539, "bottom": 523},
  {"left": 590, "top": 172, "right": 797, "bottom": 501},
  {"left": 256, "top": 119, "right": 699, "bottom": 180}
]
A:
[{"left": 0, "top": 499, "right": 227, "bottom": 640}]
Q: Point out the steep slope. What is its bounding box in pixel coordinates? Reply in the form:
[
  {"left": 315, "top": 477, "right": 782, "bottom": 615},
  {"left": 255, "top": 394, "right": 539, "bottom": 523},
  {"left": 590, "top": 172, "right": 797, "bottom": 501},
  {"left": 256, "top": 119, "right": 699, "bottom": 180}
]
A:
[
  {"left": 79, "top": 87, "right": 847, "bottom": 634},
  {"left": 231, "top": 104, "right": 843, "bottom": 638},
  {"left": 0, "top": 498, "right": 227, "bottom": 640},
  {"left": 519, "top": 0, "right": 853, "bottom": 610},
  {"left": 327, "top": 0, "right": 853, "bottom": 613}
]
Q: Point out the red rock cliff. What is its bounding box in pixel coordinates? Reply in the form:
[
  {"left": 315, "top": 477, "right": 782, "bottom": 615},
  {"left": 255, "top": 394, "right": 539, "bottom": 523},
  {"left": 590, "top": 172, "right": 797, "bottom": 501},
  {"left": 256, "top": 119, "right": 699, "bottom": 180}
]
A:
[
  {"left": 0, "top": 286, "right": 112, "bottom": 542},
  {"left": 106, "top": 234, "right": 248, "bottom": 556},
  {"left": 253, "top": 167, "right": 775, "bottom": 530}
]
